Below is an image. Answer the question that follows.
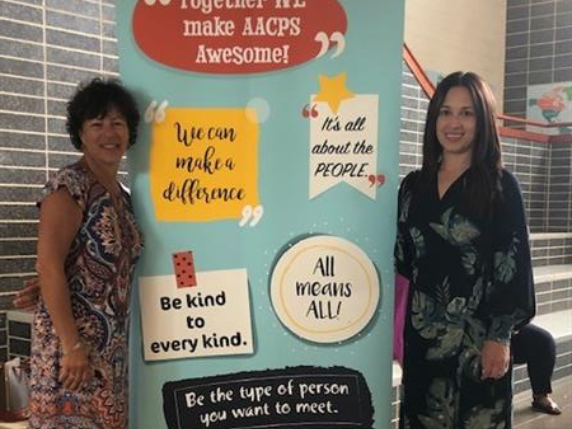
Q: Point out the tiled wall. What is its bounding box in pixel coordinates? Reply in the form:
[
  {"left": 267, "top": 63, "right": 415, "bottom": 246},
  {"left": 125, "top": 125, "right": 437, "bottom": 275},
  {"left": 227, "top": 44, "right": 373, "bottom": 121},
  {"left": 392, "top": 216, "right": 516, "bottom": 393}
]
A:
[
  {"left": 8, "top": 311, "right": 31, "bottom": 359},
  {"left": 398, "top": 69, "right": 428, "bottom": 178},
  {"left": 531, "top": 235, "right": 572, "bottom": 267},
  {"left": 497, "top": 137, "right": 551, "bottom": 232},
  {"left": 0, "top": 0, "right": 118, "bottom": 362},
  {"left": 504, "top": 0, "right": 572, "bottom": 118},
  {"left": 401, "top": 65, "right": 572, "bottom": 233},
  {"left": 536, "top": 277, "right": 572, "bottom": 316},
  {"left": 549, "top": 144, "right": 572, "bottom": 232}
]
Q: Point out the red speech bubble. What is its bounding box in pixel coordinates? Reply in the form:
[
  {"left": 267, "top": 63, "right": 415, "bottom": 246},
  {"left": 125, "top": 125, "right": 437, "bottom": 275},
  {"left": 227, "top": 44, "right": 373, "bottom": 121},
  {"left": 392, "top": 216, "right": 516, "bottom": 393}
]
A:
[{"left": 132, "top": 0, "right": 347, "bottom": 74}]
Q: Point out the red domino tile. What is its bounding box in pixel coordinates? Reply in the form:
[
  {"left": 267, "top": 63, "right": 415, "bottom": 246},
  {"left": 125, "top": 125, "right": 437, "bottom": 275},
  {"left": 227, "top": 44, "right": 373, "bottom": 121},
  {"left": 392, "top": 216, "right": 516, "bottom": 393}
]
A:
[{"left": 172, "top": 251, "right": 197, "bottom": 288}]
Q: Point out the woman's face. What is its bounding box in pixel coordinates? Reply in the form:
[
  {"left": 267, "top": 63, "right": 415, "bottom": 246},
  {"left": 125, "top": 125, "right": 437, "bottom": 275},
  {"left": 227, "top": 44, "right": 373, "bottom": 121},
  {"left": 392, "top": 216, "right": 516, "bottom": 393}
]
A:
[
  {"left": 79, "top": 107, "right": 129, "bottom": 168},
  {"left": 436, "top": 86, "right": 477, "bottom": 159}
]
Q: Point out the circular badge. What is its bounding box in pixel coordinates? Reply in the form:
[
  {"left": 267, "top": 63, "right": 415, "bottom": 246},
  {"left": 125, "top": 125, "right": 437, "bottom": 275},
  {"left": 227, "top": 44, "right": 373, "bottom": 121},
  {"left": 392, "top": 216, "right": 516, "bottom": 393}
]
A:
[{"left": 271, "top": 235, "right": 379, "bottom": 343}]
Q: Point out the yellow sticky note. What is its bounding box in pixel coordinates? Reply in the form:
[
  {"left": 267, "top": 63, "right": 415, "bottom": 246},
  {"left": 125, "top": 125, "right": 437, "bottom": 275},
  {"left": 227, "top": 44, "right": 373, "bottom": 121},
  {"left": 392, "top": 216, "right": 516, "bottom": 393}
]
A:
[{"left": 149, "top": 108, "right": 259, "bottom": 222}]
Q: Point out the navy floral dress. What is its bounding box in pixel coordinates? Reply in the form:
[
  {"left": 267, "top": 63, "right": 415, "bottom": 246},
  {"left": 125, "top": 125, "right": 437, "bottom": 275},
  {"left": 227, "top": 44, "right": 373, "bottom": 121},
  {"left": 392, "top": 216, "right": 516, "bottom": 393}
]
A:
[
  {"left": 395, "top": 168, "right": 535, "bottom": 429},
  {"left": 29, "top": 162, "right": 143, "bottom": 429}
]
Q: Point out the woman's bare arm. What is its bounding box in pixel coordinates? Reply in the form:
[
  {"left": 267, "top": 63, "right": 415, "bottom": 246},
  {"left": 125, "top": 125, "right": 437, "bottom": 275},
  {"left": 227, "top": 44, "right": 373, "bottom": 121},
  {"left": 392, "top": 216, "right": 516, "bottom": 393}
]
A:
[{"left": 36, "top": 189, "right": 89, "bottom": 390}]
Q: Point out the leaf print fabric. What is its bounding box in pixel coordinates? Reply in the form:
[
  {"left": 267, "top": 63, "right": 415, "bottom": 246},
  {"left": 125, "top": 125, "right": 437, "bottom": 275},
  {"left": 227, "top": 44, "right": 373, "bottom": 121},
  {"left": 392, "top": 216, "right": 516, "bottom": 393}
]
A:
[
  {"left": 463, "top": 400, "right": 508, "bottom": 429},
  {"left": 418, "top": 379, "right": 456, "bottom": 429},
  {"left": 493, "top": 235, "right": 519, "bottom": 284},
  {"left": 395, "top": 169, "right": 535, "bottom": 429},
  {"left": 410, "top": 227, "right": 426, "bottom": 258},
  {"left": 429, "top": 207, "right": 480, "bottom": 246}
]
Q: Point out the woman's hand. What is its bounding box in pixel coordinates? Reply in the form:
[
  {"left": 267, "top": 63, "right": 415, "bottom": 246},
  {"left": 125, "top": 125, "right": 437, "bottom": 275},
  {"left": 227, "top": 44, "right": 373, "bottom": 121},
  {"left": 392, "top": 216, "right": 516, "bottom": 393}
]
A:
[
  {"left": 59, "top": 343, "right": 92, "bottom": 391},
  {"left": 13, "top": 277, "right": 40, "bottom": 311},
  {"left": 481, "top": 340, "right": 510, "bottom": 380}
]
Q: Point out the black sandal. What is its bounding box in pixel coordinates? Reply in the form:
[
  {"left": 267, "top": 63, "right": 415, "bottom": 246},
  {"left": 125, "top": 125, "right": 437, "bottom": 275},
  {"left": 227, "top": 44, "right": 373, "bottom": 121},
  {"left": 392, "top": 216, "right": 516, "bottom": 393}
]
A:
[{"left": 532, "top": 397, "right": 562, "bottom": 415}]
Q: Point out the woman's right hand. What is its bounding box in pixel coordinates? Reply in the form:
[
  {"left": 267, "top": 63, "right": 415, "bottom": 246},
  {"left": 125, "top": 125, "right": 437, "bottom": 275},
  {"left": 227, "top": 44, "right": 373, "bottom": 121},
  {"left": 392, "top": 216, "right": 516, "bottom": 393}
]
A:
[
  {"left": 13, "top": 277, "right": 40, "bottom": 311},
  {"left": 59, "top": 344, "right": 92, "bottom": 391}
]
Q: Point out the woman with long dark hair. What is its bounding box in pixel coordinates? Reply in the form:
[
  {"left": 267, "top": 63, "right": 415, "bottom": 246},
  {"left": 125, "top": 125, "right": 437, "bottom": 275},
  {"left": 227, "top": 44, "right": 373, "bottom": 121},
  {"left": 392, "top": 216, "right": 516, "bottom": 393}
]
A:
[{"left": 395, "top": 71, "right": 535, "bottom": 428}]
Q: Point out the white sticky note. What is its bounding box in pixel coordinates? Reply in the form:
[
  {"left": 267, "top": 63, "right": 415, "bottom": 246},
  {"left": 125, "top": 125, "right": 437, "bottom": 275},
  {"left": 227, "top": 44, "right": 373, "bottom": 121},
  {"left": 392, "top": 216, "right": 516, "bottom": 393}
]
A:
[{"left": 139, "top": 269, "right": 253, "bottom": 361}]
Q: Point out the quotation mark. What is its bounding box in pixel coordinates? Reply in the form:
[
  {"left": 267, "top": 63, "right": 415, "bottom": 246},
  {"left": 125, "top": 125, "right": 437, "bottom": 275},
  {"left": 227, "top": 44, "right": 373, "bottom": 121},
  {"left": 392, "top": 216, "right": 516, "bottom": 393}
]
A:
[
  {"left": 239, "top": 205, "right": 264, "bottom": 227},
  {"left": 314, "top": 32, "right": 346, "bottom": 59},
  {"left": 302, "top": 104, "right": 319, "bottom": 119},
  {"left": 368, "top": 174, "right": 385, "bottom": 187},
  {"left": 144, "top": 0, "right": 172, "bottom": 5},
  {"left": 145, "top": 100, "right": 168, "bottom": 124}
]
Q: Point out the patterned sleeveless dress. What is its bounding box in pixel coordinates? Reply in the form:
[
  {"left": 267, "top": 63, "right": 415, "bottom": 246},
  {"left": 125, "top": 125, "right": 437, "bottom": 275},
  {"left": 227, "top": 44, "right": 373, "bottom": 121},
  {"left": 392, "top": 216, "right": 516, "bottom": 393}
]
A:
[{"left": 29, "top": 161, "right": 143, "bottom": 429}]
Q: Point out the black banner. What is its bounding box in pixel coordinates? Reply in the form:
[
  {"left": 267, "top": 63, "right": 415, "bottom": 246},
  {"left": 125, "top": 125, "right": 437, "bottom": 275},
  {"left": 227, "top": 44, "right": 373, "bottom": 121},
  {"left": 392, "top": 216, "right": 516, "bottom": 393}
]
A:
[{"left": 163, "top": 365, "right": 374, "bottom": 429}]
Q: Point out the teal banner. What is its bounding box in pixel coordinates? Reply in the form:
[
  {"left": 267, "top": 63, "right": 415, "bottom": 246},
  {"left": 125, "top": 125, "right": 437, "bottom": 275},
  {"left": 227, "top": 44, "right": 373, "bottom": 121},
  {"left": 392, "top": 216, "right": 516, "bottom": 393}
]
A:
[{"left": 116, "top": 1, "right": 404, "bottom": 427}]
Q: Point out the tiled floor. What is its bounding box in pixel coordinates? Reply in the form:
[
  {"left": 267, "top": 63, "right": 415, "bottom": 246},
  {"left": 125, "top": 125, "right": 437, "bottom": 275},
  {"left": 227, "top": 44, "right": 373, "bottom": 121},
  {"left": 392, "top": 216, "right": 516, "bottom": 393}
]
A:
[{"left": 514, "top": 376, "right": 572, "bottom": 429}]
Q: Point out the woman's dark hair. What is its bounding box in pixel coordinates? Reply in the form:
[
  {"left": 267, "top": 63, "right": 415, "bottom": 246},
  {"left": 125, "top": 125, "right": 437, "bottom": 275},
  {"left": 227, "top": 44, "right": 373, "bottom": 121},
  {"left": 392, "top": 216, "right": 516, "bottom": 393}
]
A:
[
  {"left": 419, "top": 71, "right": 503, "bottom": 216},
  {"left": 66, "top": 78, "right": 140, "bottom": 150}
]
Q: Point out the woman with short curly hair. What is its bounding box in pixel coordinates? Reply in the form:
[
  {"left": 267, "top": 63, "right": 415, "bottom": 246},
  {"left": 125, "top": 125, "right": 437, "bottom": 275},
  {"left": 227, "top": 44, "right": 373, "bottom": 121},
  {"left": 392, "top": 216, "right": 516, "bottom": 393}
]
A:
[{"left": 28, "top": 78, "right": 144, "bottom": 429}]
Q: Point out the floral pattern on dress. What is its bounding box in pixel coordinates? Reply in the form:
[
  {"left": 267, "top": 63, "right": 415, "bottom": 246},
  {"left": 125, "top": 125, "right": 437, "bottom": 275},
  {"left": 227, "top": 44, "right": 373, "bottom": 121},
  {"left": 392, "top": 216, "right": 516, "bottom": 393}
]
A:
[
  {"left": 418, "top": 378, "right": 456, "bottom": 429},
  {"left": 29, "top": 162, "right": 143, "bottom": 429}
]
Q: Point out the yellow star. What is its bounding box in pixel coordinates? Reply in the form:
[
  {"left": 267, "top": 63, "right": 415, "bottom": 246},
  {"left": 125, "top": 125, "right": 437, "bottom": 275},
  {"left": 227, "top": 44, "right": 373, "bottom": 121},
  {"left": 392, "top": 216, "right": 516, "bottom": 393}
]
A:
[{"left": 314, "top": 72, "right": 355, "bottom": 114}]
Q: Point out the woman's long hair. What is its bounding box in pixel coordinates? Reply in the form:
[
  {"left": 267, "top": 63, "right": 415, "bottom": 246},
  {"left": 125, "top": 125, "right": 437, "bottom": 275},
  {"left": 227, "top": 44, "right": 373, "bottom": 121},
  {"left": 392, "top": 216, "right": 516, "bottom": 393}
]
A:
[{"left": 419, "top": 71, "right": 503, "bottom": 217}]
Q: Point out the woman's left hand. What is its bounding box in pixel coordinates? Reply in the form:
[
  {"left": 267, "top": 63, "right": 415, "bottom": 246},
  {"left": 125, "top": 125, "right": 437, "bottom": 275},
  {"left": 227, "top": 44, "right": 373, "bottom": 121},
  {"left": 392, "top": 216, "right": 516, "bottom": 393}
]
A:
[
  {"left": 59, "top": 345, "right": 92, "bottom": 391},
  {"left": 481, "top": 340, "right": 510, "bottom": 380}
]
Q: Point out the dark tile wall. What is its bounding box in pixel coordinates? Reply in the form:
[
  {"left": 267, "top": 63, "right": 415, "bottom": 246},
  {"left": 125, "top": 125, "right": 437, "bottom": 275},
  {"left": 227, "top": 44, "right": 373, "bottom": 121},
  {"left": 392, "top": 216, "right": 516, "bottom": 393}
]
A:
[
  {"left": 0, "top": 0, "right": 118, "bottom": 360},
  {"left": 399, "top": 69, "right": 427, "bottom": 178},
  {"left": 391, "top": 384, "right": 401, "bottom": 429},
  {"left": 504, "top": 0, "right": 572, "bottom": 118},
  {"left": 531, "top": 236, "right": 572, "bottom": 267},
  {"left": 536, "top": 277, "right": 572, "bottom": 316},
  {"left": 8, "top": 318, "right": 31, "bottom": 359},
  {"left": 501, "top": 137, "right": 552, "bottom": 232},
  {"left": 0, "top": 313, "right": 6, "bottom": 362},
  {"left": 549, "top": 144, "right": 572, "bottom": 232}
]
